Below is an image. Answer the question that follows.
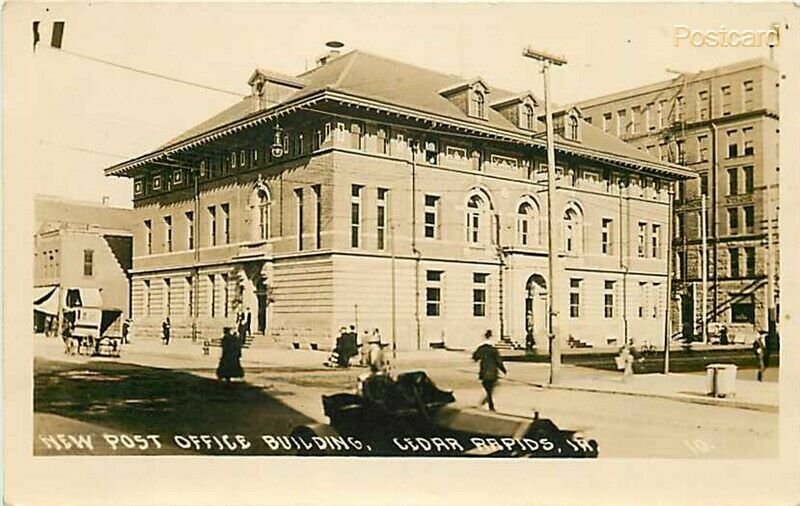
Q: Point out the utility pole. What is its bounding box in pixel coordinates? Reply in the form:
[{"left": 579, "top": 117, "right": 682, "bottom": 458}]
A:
[
  {"left": 523, "top": 46, "right": 567, "bottom": 385},
  {"left": 664, "top": 184, "right": 675, "bottom": 373},
  {"left": 766, "top": 181, "right": 777, "bottom": 342},
  {"left": 390, "top": 222, "right": 397, "bottom": 360},
  {"left": 701, "top": 195, "right": 708, "bottom": 345}
]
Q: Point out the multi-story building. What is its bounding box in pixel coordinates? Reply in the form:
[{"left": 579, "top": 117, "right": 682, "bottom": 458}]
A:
[
  {"left": 33, "top": 195, "right": 134, "bottom": 331},
  {"left": 104, "top": 48, "right": 692, "bottom": 350},
  {"left": 577, "top": 58, "right": 780, "bottom": 341}
]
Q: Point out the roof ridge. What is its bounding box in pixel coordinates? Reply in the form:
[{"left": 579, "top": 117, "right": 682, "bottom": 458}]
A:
[{"left": 333, "top": 50, "right": 360, "bottom": 88}]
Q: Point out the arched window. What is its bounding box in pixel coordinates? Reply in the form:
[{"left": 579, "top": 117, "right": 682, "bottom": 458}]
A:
[
  {"left": 254, "top": 187, "right": 271, "bottom": 241},
  {"left": 524, "top": 104, "right": 535, "bottom": 130},
  {"left": 472, "top": 90, "right": 486, "bottom": 118},
  {"left": 466, "top": 194, "right": 485, "bottom": 244},
  {"left": 517, "top": 201, "right": 539, "bottom": 246},
  {"left": 569, "top": 115, "right": 579, "bottom": 140},
  {"left": 563, "top": 205, "right": 583, "bottom": 253}
]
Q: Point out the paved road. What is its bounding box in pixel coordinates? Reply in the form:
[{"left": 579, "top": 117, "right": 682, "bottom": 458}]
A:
[{"left": 33, "top": 338, "right": 777, "bottom": 458}]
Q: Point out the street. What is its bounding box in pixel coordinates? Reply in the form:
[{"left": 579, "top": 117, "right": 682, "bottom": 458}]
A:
[{"left": 33, "top": 336, "right": 778, "bottom": 458}]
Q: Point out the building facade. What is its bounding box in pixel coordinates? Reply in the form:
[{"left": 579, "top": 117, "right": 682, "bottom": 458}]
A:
[
  {"left": 33, "top": 195, "right": 134, "bottom": 327},
  {"left": 577, "top": 59, "right": 780, "bottom": 341},
  {"left": 105, "top": 49, "right": 692, "bottom": 350}
]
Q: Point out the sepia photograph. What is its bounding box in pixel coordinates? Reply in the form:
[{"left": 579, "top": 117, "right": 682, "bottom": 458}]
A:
[{"left": 4, "top": 1, "right": 799, "bottom": 505}]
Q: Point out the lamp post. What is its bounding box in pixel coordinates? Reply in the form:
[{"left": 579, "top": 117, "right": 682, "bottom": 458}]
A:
[{"left": 523, "top": 46, "right": 567, "bottom": 385}]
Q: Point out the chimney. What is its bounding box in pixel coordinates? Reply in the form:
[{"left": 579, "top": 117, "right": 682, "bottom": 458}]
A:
[{"left": 316, "top": 40, "right": 344, "bottom": 67}]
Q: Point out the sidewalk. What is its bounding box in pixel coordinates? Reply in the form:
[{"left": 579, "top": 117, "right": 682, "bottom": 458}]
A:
[{"left": 524, "top": 367, "right": 779, "bottom": 413}]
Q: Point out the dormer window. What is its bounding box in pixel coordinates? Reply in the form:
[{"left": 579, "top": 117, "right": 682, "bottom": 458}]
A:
[
  {"left": 472, "top": 91, "right": 486, "bottom": 119},
  {"left": 524, "top": 104, "right": 535, "bottom": 131},
  {"left": 569, "top": 115, "right": 579, "bottom": 140}
]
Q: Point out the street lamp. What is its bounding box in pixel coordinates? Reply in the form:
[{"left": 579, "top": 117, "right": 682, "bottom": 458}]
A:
[
  {"left": 271, "top": 123, "right": 285, "bottom": 159},
  {"left": 523, "top": 46, "right": 566, "bottom": 385}
]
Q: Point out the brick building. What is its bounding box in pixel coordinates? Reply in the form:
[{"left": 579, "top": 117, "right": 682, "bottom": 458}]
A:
[
  {"left": 33, "top": 195, "right": 134, "bottom": 329},
  {"left": 104, "top": 49, "right": 692, "bottom": 350},
  {"left": 577, "top": 58, "right": 780, "bottom": 341}
]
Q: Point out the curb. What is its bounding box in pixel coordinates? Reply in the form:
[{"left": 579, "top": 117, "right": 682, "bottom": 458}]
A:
[{"left": 527, "top": 382, "right": 778, "bottom": 414}]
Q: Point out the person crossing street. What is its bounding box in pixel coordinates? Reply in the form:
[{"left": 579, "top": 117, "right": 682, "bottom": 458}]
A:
[{"left": 472, "top": 330, "right": 506, "bottom": 411}]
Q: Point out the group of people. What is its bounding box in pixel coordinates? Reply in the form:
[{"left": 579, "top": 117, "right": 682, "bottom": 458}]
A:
[{"left": 326, "top": 325, "right": 391, "bottom": 374}]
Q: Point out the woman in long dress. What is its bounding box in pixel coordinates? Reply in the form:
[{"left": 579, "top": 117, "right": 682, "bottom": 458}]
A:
[{"left": 216, "top": 327, "right": 244, "bottom": 382}]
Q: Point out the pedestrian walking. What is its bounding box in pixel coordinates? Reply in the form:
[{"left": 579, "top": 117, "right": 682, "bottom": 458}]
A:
[
  {"left": 472, "top": 330, "right": 506, "bottom": 411},
  {"left": 237, "top": 309, "right": 247, "bottom": 342},
  {"left": 216, "top": 327, "right": 244, "bottom": 382},
  {"left": 122, "top": 318, "right": 131, "bottom": 344},
  {"left": 244, "top": 307, "right": 253, "bottom": 337},
  {"left": 367, "top": 329, "right": 389, "bottom": 375},
  {"left": 162, "top": 317, "right": 171, "bottom": 345},
  {"left": 753, "top": 332, "right": 766, "bottom": 382}
]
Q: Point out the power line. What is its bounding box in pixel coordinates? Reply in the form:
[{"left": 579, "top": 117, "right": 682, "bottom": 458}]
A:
[
  {"left": 39, "top": 139, "right": 129, "bottom": 159},
  {"left": 46, "top": 46, "right": 248, "bottom": 98}
]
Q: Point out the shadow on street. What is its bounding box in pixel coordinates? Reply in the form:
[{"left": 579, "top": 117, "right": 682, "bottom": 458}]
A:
[{"left": 34, "top": 357, "right": 316, "bottom": 456}]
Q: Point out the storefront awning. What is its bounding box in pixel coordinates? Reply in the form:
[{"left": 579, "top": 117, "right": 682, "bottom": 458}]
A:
[
  {"left": 65, "top": 287, "right": 103, "bottom": 308},
  {"left": 33, "top": 286, "right": 60, "bottom": 316}
]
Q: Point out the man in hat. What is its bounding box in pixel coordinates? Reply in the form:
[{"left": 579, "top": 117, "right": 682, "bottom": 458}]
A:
[
  {"left": 367, "top": 328, "right": 389, "bottom": 375},
  {"left": 753, "top": 332, "right": 767, "bottom": 382},
  {"left": 472, "top": 330, "right": 506, "bottom": 411}
]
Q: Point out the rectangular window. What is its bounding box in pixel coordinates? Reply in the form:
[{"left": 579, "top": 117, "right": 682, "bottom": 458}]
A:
[
  {"left": 313, "top": 185, "right": 322, "bottom": 249},
  {"left": 446, "top": 145, "right": 468, "bottom": 161},
  {"left": 350, "top": 122, "right": 365, "bottom": 150},
  {"left": 143, "top": 279, "right": 151, "bottom": 317},
  {"left": 295, "top": 188, "right": 304, "bottom": 251},
  {"left": 601, "top": 218, "right": 613, "bottom": 255},
  {"left": 603, "top": 112, "right": 612, "bottom": 133},
  {"left": 221, "top": 273, "right": 229, "bottom": 318},
  {"left": 727, "top": 130, "right": 738, "bottom": 158},
  {"left": 742, "top": 80, "right": 754, "bottom": 111},
  {"left": 473, "top": 273, "right": 488, "bottom": 317},
  {"left": 253, "top": 148, "right": 259, "bottom": 165},
  {"left": 152, "top": 175, "right": 162, "bottom": 190},
  {"left": 675, "top": 96, "right": 685, "bottom": 121},
  {"left": 728, "top": 208, "right": 739, "bottom": 235},
  {"left": 173, "top": 169, "right": 183, "bottom": 185},
  {"left": 376, "top": 126, "right": 390, "bottom": 155},
  {"left": 569, "top": 278, "right": 581, "bottom": 318},
  {"left": 651, "top": 224, "right": 662, "bottom": 258},
  {"left": 743, "top": 127, "right": 754, "bottom": 156},
  {"left": 134, "top": 179, "right": 144, "bottom": 195},
  {"left": 700, "top": 174, "right": 708, "bottom": 196},
  {"left": 638, "top": 282, "right": 647, "bottom": 318},
  {"left": 720, "top": 85, "right": 732, "bottom": 116},
  {"left": 185, "top": 276, "right": 194, "bottom": 317},
  {"left": 377, "top": 188, "right": 388, "bottom": 250},
  {"left": 659, "top": 143, "right": 669, "bottom": 162},
  {"left": 163, "top": 278, "right": 171, "bottom": 317},
  {"left": 604, "top": 280, "right": 615, "bottom": 318},
  {"left": 616, "top": 109, "right": 627, "bottom": 137},
  {"left": 744, "top": 206, "right": 754, "bottom": 233},
  {"left": 658, "top": 100, "right": 667, "bottom": 128},
  {"left": 426, "top": 270, "right": 443, "bottom": 317},
  {"left": 697, "top": 90, "right": 709, "bottom": 120},
  {"left": 676, "top": 140, "right": 686, "bottom": 164},
  {"left": 351, "top": 185, "right": 362, "bottom": 248},
  {"left": 230, "top": 151, "right": 237, "bottom": 169},
  {"left": 728, "top": 167, "right": 738, "bottom": 195},
  {"left": 732, "top": 299, "right": 755, "bottom": 324},
  {"left": 729, "top": 248, "right": 740, "bottom": 277},
  {"left": 144, "top": 220, "right": 152, "bottom": 255},
  {"left": 424, "top": 140, "right": 438, "bottom": 165},
  {"left": 219, "top": 204, "right": 229, "bottom": 244},
  {"left": 631, "top": 106, "right": 641, "bottom": 133},
  {"left": 83, "top": 249, "right": 94, "bottom": 277},
  {"left": 314, "top": 128, "right": 323, "bottom": 151},
  {"left": 637, "top": 222, "right": 647, "bottom": 257},
  {"left": 697, "top": 135, "right": 709, "bottom": 162},
  {"left": 208, "top": 275, "right": 216, "bottom": 317},
  {"left": 239, "top": 149, "right": 246, "bottom": 168},
  {"left": 676, "top": 214, "right": 685, "bottom": 238},
  {"left": 745, "top": 247, "right": 756, "bottom": 276},
  {"left": 646, "top": 102, "right": 655, "bottom": 130},
  {"left": 208, "top": 206, "right": 217, "bottom": 246},
  {"left": 652, "top": 283, "right": 661, "bottom": 318},
  {"left": 186, "top": 211, "right": 194, "bottom": 250},
  {"left": 743, "top": 166, "right": 754, "bottom": 193},
  {"left": 295, "top": 134, "right": 304, "bottom": 157},
  {"left": 424, "top": 195, "right": 440, "bottom": 239},
  {"left": 676, "top": 251, "right": 687, "bottom": 279},
  {"left": 164, "top": 216, "right": 172, "bottom": 252}
]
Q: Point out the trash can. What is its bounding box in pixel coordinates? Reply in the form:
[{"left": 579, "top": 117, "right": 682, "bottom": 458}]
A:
[{"left": 706, "top": 363, "right": 737, "bottom": 398}]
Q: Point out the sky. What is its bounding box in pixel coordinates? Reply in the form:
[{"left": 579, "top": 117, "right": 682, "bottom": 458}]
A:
[{"left": 6, "top": 2, "right": 793, "bottom": 208}]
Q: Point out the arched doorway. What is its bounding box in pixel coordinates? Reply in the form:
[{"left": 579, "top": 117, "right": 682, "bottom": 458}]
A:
[{"left": 525, "top": 274, "right": 547, "bottom": 347}]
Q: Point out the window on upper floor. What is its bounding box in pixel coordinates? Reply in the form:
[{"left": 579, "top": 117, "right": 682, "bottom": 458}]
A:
[
  {"left": 743, "top": 127, "right": 754, "bottom": 156},
  {"left": 742, "top": 80, "right": 755, "bottom": 111},
  {"left": 603, "top": 112, "right": 612, "bottom": 133},
  {"left": 466, "top": 194, "right": 486, "bottom": 244},
  {"left": 601, "top": 218, "right": 613, "bottom": 255},
  {"left": 721, "top": 85, "right": 732, "bottom": 116},
  {"left": 562, "top": 204, "right": 583, "bottom": 254},
  {"left": 697, "top": 135, "right": 709, "bottom": 162},
  {"left": 728, "top": 167, "right": 738, "bottom": 195},
  {"left": 567, "top": 115, "right": 580, "bottom": 141},
  {"left": 743, "top": 166, "right": 754, "bottom": 194},
  {"left": 697, "top": 90, "right": 710, "bottom": 120},
  {"left": 727, "top": 130, "right": 739, "bottom": 158},
  {"left": 523, "top": 104, "right": 535, "bottom": 131},
  {"left": 517, "top": 200, "right": 539, "bottom": 247},
  {"left": 83, "top": 249, "right": 94, "bottom": 277},
  {"left": 424, "top": 140, "right": 438, "bottom": 165},
  {"left": 376, "top": 126, "right": 390, "bottom": 155},
  {"left": 472, "top": 90, "right": 486, "bottom": 119},
  {"left": 424, "top": 195, "right": 440, "bottom": 239}
]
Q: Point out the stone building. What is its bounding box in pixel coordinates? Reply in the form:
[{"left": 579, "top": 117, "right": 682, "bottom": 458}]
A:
[
  {"left": 33, "top": 195, "right": 134, "bottom": 329},
  {"left": 577, "top": 58, "right": 780, "bottom": 341},
  {"left": 104, "top": 49, "right": 692, "bottom": 350}
]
